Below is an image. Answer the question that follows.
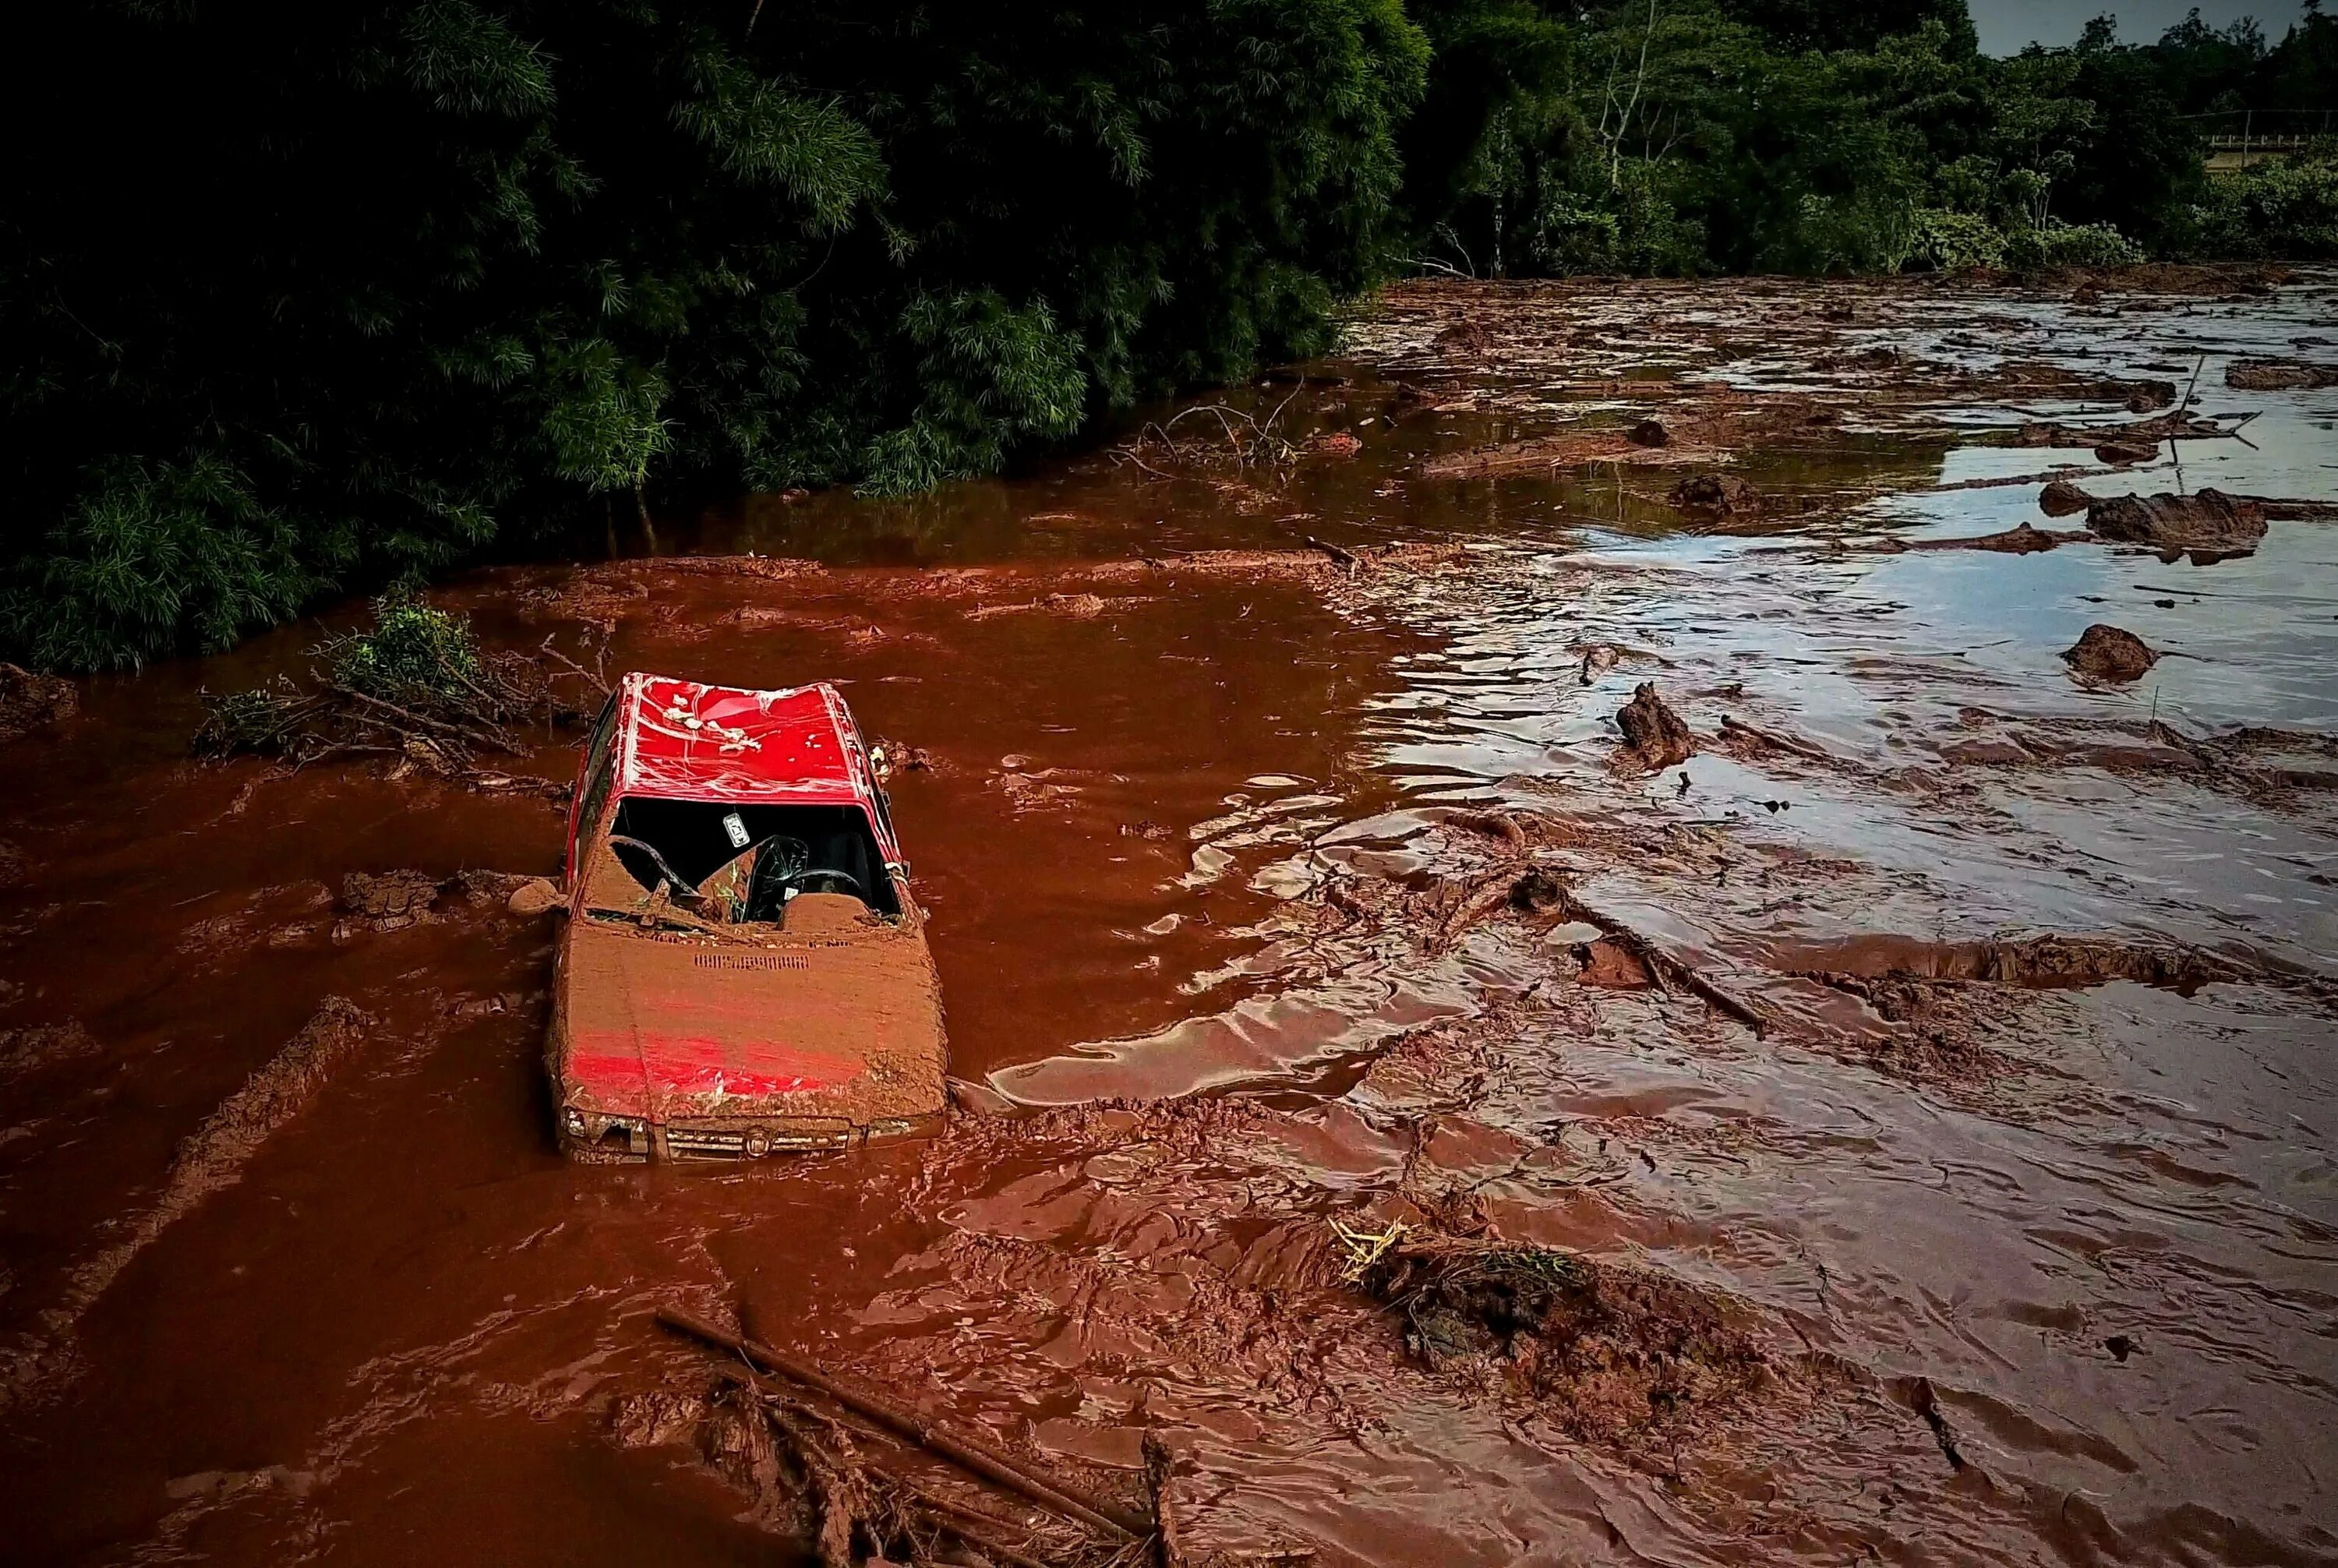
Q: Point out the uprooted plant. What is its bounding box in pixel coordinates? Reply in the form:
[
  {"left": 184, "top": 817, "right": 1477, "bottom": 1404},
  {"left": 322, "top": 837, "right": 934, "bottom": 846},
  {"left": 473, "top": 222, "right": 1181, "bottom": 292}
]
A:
[
  {"left": 1109, "top": 387, "right": 1309, "bottom": 480},
  {"left": 192, "top": 592, "right": 609, "bottom": 789}
]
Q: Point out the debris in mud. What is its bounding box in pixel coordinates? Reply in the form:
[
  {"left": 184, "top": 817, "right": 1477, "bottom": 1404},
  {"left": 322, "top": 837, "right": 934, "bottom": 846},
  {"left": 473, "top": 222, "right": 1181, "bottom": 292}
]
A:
[
  {"left": 1626, "top": 418, "right": 1670, "bottom": 448},
  {"left": 0, "top": 663, "right": 78, "bottom": 744},
  {"left": 1577, "top": 938, "right": 1654, "bottom": 989},
  {"left": 339, "top": 869, "right": 444, "bottom": 930},
  {"left": 1146, "top": 539, "right": 1466, "bottom": 586},
  {"left": 2061, "top": 623, "right": 2158, "bottom": 683},
  {"left": 608, "top": 1390, "right": 707, "bottom": 1450},
  {"left": 1112, "top": 397, "right": 1305, "bottom": 478},
  {"left": 1344, "top": 1225, "right": 1783, "bottom": 1452},
  {"left": 654, "top": 1306, "right": 1168, "bottom": 1567},
  {"left": 1613, "top": 683, "right": 1695, "bottom": 772},
  {"left": 2008, "top": 409, "right": 2226, "bottom": 449},
  {"left": 193, "top": 592, "right": 603, "bottom": 789},
  {"left": 2085, "top": 488, "right": 2267, "bottom": 563},
  {"left": 1309, "top": 430, "right": 1363, "bottom": 459},
  {"left": 1668, "top": 473, "right": 1759, "bottom": 521},
  {"left": 0, "top": 1020, "right": 101, "bottom": 1086},
  {"left": 2093, "top": 439, "right": 2160, "bottom": 466},
  {"left": 2224, "top": 358, "right": 2338, "bottom": 391}
]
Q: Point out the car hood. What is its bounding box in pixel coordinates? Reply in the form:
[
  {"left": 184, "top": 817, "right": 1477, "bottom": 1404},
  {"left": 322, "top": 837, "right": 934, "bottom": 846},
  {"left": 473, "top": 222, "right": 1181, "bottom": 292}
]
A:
[{"left": 558, "top": 907, "right": 946, "bottom": 1126}]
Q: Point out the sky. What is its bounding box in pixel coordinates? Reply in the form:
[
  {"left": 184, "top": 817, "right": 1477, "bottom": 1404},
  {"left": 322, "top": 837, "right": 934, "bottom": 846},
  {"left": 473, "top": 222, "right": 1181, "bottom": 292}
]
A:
[{"left": 1968, "top": 0, "right": 2306, "bottom": 53}]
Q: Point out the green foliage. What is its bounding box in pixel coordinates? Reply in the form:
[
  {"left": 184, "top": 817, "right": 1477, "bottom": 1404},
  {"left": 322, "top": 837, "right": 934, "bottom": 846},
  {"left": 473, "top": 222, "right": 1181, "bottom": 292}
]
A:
[
  {"left": 4, "top": 0, "right": 1425, "bottom": 670},
  {"left": 2004, "top": 219, "right": 2146, "bottom": 271},
  {"left": 1909, "top": 207, "right": 2008, "bottom": 270},
  {"left": 0, "top": 457, "right": 349, "bottom": 673},
  {"left": 1403, "top": 0, "right": 2332, "bottom": 282},
  {"left": 2170, "top": 150, "right": 2338, "bottom": 260},
  {"left": 329, "top": 592, "right": 484, "bottom": 701}
]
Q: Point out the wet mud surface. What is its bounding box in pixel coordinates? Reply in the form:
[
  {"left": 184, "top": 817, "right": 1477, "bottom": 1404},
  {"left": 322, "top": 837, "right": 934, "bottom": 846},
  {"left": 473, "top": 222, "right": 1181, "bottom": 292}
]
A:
[{"left": 3, "top": 267, "right": 2336, "bottom": 1565}]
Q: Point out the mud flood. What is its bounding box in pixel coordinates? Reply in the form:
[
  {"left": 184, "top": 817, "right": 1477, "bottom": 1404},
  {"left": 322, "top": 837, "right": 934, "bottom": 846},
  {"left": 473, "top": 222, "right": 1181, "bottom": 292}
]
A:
[{"left": 4, "top": 267, "right": 2336, "bottom": 1566}]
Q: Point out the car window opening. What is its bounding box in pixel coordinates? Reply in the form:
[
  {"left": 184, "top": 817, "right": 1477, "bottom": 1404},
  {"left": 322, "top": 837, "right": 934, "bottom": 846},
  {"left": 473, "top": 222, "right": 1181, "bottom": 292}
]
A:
[{"left": 601, "top": 797, "right": 901, "bottom": 921}]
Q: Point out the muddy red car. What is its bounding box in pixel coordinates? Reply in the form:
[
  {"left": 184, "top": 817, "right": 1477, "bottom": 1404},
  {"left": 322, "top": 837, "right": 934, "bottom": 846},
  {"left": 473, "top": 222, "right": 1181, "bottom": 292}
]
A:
[{"left": 548, "top": 673, "right": 947, "bottom": 1160}]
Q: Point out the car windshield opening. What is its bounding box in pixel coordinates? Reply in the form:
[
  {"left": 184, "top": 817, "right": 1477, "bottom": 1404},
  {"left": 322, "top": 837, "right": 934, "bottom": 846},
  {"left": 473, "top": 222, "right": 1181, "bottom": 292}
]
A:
[{"left": 600, "top": 798, "right": 899, "bottom": 920}]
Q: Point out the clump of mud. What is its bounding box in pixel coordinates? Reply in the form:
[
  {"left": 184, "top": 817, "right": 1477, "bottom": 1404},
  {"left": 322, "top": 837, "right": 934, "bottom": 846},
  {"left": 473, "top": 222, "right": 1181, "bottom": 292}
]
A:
[
  {"left": 2085, "top": 489, "right": 2267, "bottom": 562},
  {"left": 2062, "top": 623, "right": 2158, "bottom": 683},
  {"left": 1669, "top": 472, "right": 1760, "bottom": 521},
  {"left": 1613, "top": 683, "right": 1695, "bottom": 772},
  {"left": 0, "top": 1020, "right": 101, "bottom": 1086},
  {"left": 2225, "top": 358, "right": 2338, "bottom": 391},
  {"left": 0, "top": 663, "right": 78, "bottom": 744},
  {"left": 1351, "top": 1227, "right": 1782, "bottom": 1451}
]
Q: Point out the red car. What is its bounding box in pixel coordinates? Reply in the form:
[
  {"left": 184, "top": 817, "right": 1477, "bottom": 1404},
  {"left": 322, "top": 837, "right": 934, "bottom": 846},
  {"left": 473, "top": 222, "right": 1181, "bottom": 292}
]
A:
[{"left": 548, "top": 673, "right": 947, "bottom": 1161}]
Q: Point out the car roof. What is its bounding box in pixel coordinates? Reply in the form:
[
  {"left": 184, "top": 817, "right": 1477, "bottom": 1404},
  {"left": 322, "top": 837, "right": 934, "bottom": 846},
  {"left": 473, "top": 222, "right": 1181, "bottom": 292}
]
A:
[{"left": 610, "top": 673, "right": 883, "bottom": 821}]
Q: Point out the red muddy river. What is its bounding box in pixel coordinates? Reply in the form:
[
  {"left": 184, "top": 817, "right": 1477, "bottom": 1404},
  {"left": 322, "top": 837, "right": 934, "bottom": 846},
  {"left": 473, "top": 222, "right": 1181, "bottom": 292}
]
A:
[{"left": 3, "top": 270, "right": 2335, "bottom": 1566}]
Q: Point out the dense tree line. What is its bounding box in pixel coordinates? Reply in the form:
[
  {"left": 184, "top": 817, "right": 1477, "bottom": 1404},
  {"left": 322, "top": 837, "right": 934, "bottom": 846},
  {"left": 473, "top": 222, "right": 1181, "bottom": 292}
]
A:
[
  {"left": 3, "top": 2, "right": 2332, "bottom": 670},
  {"left": 1401, "top": 0, "right": 2338, "bottom": 278}
]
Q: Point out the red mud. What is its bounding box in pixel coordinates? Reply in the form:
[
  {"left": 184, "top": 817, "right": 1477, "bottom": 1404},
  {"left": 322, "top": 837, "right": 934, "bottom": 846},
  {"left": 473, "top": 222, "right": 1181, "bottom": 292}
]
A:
[{"left": 3, "top": 270, "right": 2336, "bottom": 1568}]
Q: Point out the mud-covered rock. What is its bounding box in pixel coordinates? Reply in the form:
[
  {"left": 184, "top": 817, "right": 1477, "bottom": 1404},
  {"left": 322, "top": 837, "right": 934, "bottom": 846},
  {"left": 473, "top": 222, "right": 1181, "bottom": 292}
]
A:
[
  {"left": 0, "top": 664, "right": 78, "bottom": 745},
  {"left": 1669, "top": 473, "right": 1759, "bottom": 520},
  {"left": 2093, "top": 440, "right": 2159, "bottom": 466},
  {"left": 2038, "top": 479, "right": 2096, "bottom": 517},
  {"left": 505, "top": 878, "right": 563, "bottom": 916},
  {"left": 2086, "top": 488, "right": 2267, "bottom": 562},
  {"left": 1614, "top": 683, "right": 1695, "bottom": 772},
  {"left": 2225, "top": 358, "right": 2338, "bottom": 391},
  {"left": 2062, "top": 623, "right": 2158, "bottom": 683},
  {"left": 1626, "top": 418, "right": 1670, "bottom": 448}
]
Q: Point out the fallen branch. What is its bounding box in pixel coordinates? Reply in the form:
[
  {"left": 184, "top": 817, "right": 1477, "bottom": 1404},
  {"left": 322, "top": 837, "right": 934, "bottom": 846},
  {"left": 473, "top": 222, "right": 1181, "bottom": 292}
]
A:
[
  {"left": 1563, "top": 893, "right": 1771, "bottom": 1037},
  {"left": 658, "top": 1305, "right": 1149, "bottom": 1538}
]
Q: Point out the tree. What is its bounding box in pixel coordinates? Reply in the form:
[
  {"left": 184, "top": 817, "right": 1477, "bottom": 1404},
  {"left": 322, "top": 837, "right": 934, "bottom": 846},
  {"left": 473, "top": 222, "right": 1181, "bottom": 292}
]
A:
[{"left": 2, "top": 0, "right": 1426, "bottom": 669}]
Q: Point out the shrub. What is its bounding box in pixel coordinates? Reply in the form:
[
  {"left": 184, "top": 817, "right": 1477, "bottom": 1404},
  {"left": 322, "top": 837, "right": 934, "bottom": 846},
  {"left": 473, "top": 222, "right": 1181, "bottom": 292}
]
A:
[
  {"left": 1909, "top": 208, "right": 2009, "bottom": 270},
  {"left": 2004, "top": 220, "right": 2144, "bottom": 270}
]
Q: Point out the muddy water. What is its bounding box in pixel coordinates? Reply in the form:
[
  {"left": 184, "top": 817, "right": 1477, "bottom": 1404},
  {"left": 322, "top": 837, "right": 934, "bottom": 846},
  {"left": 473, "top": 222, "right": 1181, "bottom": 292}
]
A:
[{"left": 4, "top": 270, "right": 2336, "bottom": 1566}]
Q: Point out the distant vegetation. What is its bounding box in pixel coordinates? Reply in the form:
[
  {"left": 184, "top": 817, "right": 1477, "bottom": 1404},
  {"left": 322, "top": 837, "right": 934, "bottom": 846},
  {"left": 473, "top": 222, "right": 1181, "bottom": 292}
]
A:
[
  {"left": 3, "top": 1, "right": 2333, "bottom": 670},
  {"left": 1400, "top": 1, "right": 2338, "bottom": 278}
]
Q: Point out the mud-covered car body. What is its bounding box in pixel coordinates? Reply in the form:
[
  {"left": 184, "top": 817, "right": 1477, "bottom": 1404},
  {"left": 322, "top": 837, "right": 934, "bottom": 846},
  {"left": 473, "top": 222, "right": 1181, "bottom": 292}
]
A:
[{"left": 549, "top": 673, "right": 945, "bottom": 1161}]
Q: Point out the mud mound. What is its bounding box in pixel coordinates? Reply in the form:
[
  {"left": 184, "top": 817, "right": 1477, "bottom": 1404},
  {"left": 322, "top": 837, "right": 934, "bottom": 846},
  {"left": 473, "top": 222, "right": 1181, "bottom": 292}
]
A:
[
  {"left": 1613, "top": 683, "right": 1694, "bottom": 772},
  {"left": 2085, "top": 488, "right": 2266, "bottom": 562},
  {"left": 1793, "top": 932, "right": 2239, "bottom": 993},
  {"left": 1356, "top": 1231, "right": 1779, "bottom": 1450},
  {"left": 0, "top": 663, "right": 78, "bottom": 744},
  {"left": 2225, "top": 358, "right": 2338, "bottom": 391},
  {"left": 2062, "top": 623, "right": 2158, "bottom": 683},
  {"left": 1669, "top": 473, "right": 1760, "bottom": 520}
]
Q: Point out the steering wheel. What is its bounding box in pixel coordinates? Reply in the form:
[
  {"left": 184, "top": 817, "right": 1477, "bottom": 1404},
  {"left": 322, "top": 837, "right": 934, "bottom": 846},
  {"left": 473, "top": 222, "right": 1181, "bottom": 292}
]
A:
[{"left": 794, "top": 867, "right": 867, "bottom": 898}]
